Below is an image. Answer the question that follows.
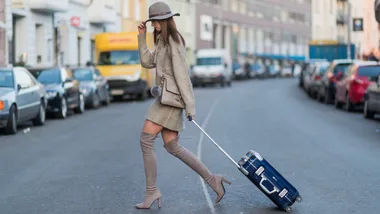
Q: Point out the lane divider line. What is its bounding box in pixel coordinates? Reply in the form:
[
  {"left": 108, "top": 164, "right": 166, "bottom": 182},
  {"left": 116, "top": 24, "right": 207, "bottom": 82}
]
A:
[{"left": 197, "top": 100, "right": 219, "bottom": 214}]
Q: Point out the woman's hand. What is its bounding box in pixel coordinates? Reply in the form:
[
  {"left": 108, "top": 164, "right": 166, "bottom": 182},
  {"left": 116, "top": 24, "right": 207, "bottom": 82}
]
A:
[
  {"left": 187, "top": 115, "right": 195, "bottom": 122},
  {"left": 138, "top": 22, "right": 147, "bottom": 35}
]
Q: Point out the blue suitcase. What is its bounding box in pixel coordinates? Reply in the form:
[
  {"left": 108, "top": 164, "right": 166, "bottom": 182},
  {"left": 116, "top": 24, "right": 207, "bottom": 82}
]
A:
[
  {"left": 192, "top": 120, "right": 302, "bottom": 213},
  {"left": 238, "top": 150, "right": 302, "bottom": 213}
]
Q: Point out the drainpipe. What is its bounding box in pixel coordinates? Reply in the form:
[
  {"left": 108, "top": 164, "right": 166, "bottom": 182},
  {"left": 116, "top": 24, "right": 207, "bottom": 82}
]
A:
[{"left": 346, "top": 0, "right": 352, "bottom": 59}]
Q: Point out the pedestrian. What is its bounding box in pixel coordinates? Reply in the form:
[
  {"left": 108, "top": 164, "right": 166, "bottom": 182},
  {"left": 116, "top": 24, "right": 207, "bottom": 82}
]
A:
[{"left": 135, "top": 1, "right": 231, "bottom": 209}]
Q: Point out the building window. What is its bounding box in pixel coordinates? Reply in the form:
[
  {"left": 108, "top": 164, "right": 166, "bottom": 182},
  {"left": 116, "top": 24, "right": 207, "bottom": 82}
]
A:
[
  {"left": 135, "top": 0, "right": 140, "bottom": 20},
  {"left": 222, "top": 0, "right": 229, "bottom": 10},
  {"left": 231, "top": 0, "right": 238, "bottom": 12},
  {"left": 123, "top": 0, "right": 129, "bottom": 19},
  {"left": 240, "top": 2, "right": 246, "bottom": 14}
]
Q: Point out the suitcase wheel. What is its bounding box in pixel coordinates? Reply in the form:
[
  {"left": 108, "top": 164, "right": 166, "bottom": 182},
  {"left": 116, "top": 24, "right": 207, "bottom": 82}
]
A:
[
  {"left": 285, "top": 206, "right": 292, "bottom": 213},
  {"left": 296, "top": 195, "right": 303, "bottom": 203}
]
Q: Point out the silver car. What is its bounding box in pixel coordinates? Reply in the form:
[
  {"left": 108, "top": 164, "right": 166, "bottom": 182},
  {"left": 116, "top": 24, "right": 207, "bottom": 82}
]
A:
[{"left": 0, "top": 67, "right": 47, "bottom": 135}]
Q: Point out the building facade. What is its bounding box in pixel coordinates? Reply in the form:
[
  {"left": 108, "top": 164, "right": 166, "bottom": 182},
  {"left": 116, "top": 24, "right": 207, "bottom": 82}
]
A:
[
  {"left": 311, "top": 0, "right": 337, "bottom": 41},
  {"left": 195, "top": 0, "right": 312, "bottom": 65},
  {"left": 10, "top": 0, "right": 69, "bottom": 67},
  {"left": 6, "top": 0, "right": 120, "bottom": 68},
  {"left": 332, "top": 0, "right": 379, "bottom": 56},
  {"left": 122, "top": 0, "right": 148, "bottom": 32},
  {"left": 350, "top": 0, "right": 379, "bottom": 56},
  {"left": 0, "top": 0, "right": 8, "bottom": 66}
]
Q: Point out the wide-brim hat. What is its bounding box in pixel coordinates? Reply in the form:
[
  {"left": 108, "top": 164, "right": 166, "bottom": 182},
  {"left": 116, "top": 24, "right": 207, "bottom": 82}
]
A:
[{"left": 145, "top": 1, "right": 180, "bottom": 23}]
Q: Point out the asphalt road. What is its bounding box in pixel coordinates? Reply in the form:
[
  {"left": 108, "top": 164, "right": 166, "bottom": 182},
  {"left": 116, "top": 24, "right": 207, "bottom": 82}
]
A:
[{"left": 1, "top": 78, "right": 380, "bottom": 214}]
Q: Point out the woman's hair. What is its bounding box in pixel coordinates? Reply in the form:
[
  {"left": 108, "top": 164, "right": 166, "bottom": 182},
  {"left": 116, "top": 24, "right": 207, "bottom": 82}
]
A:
[{"left": 153, "top": 17, "right": 186, "bottom": 47}]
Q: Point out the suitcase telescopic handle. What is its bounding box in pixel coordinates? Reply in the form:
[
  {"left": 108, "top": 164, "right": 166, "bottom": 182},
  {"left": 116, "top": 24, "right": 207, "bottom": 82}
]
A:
[{"left": 192, "top": 120, "right": 249, "bottom": 175}]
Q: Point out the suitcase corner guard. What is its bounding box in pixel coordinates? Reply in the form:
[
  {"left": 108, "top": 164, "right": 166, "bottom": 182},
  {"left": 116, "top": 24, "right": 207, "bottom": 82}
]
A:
[{"left": 238, "top": 166, "right": 249, "bottom": 176}]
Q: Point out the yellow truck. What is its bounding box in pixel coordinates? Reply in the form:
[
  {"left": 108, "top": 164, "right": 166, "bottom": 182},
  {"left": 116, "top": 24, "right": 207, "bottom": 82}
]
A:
[{"left": 94, "top": 32, "right": 155, "bottom": 101}]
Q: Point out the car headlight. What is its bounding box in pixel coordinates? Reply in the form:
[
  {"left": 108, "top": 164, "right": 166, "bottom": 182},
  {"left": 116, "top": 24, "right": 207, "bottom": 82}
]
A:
[
  {"left": 46, "top": 91, "right": 58, "bottom": 98},
  {"left": 125, "top": 70, "right": 141, "bottom": 82},
  {"left": 0, "top": 100, "right": 4, "bottom": 111},
  {"left": 81, "top": 87, "right": 92, "bottom": 96}
]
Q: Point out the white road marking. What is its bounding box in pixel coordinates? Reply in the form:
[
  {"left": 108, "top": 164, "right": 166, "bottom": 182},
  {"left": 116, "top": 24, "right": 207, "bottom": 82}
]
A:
[{"left": 196, "top": 100, "right": 219, "bottom": 214}]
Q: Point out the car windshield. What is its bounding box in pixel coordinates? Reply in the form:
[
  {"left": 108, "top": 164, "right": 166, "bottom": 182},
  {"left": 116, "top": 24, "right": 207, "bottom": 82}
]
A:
[
  {"left": 98, "top": 51, "right": 140, "bottom": 65},
  {"left": 37, "top": 69, "right": 61, "bottom": 84},
  {"left": 73, "top": 69, "right": 93, "bottom": 81},
  {"left": 358, "top": 66, "right": 380, "bottom": 77},
  {"left": 196, "top": 57, "right": 222, "bottom": 66},
  {"left": 0, "top": 69, "right": 14, "bottom": 88},
  {"left": 319, "top": 64, "right": 330, "bottom": 74},
  {"left": 334, "top": 63, "right": 351, "bottom": 74}
]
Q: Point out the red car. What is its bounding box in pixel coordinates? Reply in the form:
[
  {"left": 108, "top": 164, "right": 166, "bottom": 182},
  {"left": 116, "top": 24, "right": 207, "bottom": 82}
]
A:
[{"left": 335, "top": 61, "right": 380, "bottom": 111}]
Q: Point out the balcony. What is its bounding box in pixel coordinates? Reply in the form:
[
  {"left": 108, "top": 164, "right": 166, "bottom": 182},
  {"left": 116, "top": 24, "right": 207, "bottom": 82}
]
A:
[
  {"left": 12, "top": 0, "right": 26, "bottom": 8},
  {"left": 87, "top": 0, "right": 117, "bottom": 24},
  {"left": 28, "top": 0, "right": 69, "bottom": 13}
]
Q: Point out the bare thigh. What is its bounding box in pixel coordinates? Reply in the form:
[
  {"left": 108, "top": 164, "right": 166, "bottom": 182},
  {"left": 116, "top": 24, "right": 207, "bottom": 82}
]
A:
[
  {"left": 161, "top": 128, "right": 178, "bottom": 145},
  {"left": 142, "top": 119, "right": 164, "bottom": 135}
]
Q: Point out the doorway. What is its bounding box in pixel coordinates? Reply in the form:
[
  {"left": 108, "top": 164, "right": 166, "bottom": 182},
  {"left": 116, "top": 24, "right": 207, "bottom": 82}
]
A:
[
  {"left": 77, "top": 34, "right": 82, "bottom": 66},
  {"left": 35, "top": 23, "right": 44, "bottom": 64}
]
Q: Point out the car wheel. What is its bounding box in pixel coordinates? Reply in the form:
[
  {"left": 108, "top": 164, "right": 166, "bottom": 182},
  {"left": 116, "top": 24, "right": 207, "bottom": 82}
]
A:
[
  {"left": 220, "top": 79, "right": 225, "bottom": 88},
  {"left": 32, "top": 101, "right": 46, "bottom": 126},
  {"left": 74, "top": 94, "right": 85, "bottom": 114},
  {"left": 57, "top": 97, "right": 67, "bottom": 119},
  {"left": 317, "top": 92, "right": 324, "bottom": 103},
  {"left": 324, "top": 88, "right": 331, "bottom": 104},
  {"left": 90, "top": 92, "right": 100, "bottom": 108},
  {"left": 364, "top": 98, "right": 375, "bottom": 119},
  {"left": 4, "top": 105, "right": 17, "bottom": 135},
  {"left": 102, "top": 90, "right": 111, "bottom": 106},
  {"left": 334, "top": 97, "right": 343, "bottom": 109},
  {"left": 137, "top": 87, "right": 148, "bottom": 101},
  {"left": 345, "top": 94, "right": 353, "bottom": 112}
]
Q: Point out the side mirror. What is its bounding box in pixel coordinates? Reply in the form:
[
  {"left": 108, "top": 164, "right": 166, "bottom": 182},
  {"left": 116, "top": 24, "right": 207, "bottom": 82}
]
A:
[
  {"left": 65, "top": 77, "right": 74, "bottom": 83},
  {"left": 17, "top": 83, "right": 28, "bottom": 91}
]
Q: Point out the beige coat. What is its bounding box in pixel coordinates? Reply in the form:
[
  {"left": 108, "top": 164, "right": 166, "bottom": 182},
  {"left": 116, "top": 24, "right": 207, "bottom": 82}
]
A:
[{"left": 137, "top": 33, "right": 195, "bottom": 132}]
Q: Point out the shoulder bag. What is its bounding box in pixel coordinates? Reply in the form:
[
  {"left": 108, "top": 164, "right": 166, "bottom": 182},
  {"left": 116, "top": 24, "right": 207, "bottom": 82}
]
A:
[{"left": 158, "top": 44, "right": 185, "bottom": 109}]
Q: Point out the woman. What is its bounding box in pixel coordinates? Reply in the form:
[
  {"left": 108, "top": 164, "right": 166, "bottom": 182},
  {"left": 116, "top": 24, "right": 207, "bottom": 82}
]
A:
[{"left": 135, "top": 1, "right": 231, "bottom": 209}]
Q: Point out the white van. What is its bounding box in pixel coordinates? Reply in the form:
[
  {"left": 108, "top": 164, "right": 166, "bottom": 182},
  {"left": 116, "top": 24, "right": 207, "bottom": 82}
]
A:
[{"left": 191, "top": 49, "right": 233, "bottom": 87}]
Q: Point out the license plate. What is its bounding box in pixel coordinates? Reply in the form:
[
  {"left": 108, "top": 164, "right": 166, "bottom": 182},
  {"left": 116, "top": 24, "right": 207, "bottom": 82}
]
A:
[{"left": 111, "top": 89, "right": 124, "bottom": 95}]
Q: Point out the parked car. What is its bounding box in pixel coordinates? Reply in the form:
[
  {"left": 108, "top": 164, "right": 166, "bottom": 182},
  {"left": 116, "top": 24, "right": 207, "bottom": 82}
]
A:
[
  {"left": 191, "top": 49, "right": 233, "bottom": 87},
  {"left": 251, "top": 63, "right": 266, "bottom": 78},
  {"left": 303, "top": 61, "right": 331, "bottom": 100},
  {"left": 37, "top": 67, "right": 85, "bottom": 118},
  {"left": 363, "top": 73, "right": 380, "bottom": 119},
  {"left": 267, "top": 64, "right": 281, "bottom": 78},
  {"left": 317, "top": 59, "right": 360, "bottom": 104},
  {"left": 302, "top": 63, "right": 317, "bottom": 94},
  {"left": 72, "top": 67, "right": 111, "bottom": 108},
  {"left": 0, "top": 67, "right": 47, "bottom": 135},
  {"left": 281, "top": 65, "right": 292, "bottom": 77},
  {"left": 335, "top": 61, "right": 380, "bottom": 111},
  {"left": 299, "top": 59, "right": 328, "bottom": 88}
]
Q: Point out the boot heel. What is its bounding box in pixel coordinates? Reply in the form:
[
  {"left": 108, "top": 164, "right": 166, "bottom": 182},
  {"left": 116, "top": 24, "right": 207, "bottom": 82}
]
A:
[
  {"left": 222, "top": 177, "right": 231, "bottom": 185},
  {"left": 157, "top": 197, "right": 162, "bottom": 208}
]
